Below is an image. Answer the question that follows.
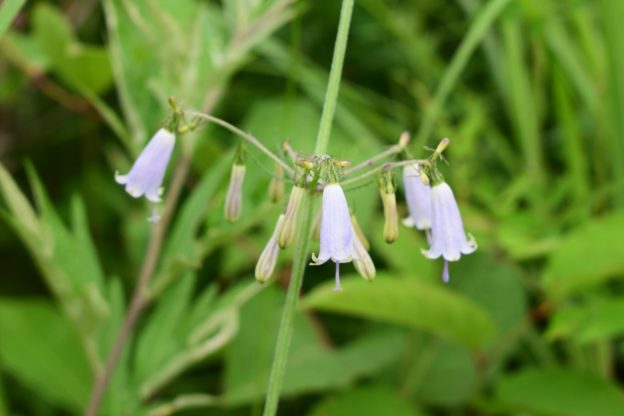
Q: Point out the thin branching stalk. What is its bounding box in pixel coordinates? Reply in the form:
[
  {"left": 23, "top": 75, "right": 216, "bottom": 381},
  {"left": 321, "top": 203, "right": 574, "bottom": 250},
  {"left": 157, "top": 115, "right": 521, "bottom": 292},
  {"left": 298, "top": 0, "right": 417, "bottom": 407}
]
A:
[
  {"left": 262, "top": 0, "right": 354, "bottom": 415},
  {"left": 341, "top": 159, "right": 427, "bottom": 187},
  {"left": 343, "top": 132, "right": 410, "bottom": 176},
  {"left": 188, "top": 111, "right": 294, "bottom": 176}
]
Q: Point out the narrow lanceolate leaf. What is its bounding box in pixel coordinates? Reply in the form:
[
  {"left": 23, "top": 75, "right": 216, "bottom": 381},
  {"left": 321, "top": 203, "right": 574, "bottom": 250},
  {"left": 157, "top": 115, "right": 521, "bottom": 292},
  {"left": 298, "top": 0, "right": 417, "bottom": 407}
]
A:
[
  {"left": 495, "top": 368, "right": 624, "bottom": 416},
  {"left": 0, "top": 0, "right": 25, "bottom": 39},
  {"left": 0, "top": 163, "right": 41, "bottom": 240},
  {"left": 302, "top": 274, "right": 494, "bottom": 348},
  {"left": 543, "top": 212, "right": 624, "bottom": 300}
]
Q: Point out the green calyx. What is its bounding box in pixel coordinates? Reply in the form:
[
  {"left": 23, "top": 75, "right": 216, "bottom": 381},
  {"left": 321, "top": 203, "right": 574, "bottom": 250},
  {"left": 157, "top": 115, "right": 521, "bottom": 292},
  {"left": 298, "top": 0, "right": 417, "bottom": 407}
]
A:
[
  {"left": 377, "top": 169, "right": 396, "bottom": 194},
  {"left": 319, "top": 156, "right": 342, "bottom": 184},
  {"left": 234, "top": 143, "right": 247, "bottom": 165}
]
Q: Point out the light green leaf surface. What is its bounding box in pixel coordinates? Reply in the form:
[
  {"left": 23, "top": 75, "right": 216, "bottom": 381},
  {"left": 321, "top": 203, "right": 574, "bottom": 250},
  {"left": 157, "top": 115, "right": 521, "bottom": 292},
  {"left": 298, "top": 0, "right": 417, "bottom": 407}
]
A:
[
  {"left": 302, "top": 274, "right": 495, "bottom": 348},
  {"left": 0, "top": 0, "right": 25, "bottom": 39},
  {"left": 547, "top": 297, "right": 624, "bottom": 344},
  {"left": 308, "top": 386, "right": 427, "bottom": 416},
  {"left": 225, "top": 286, "right": 406, "bottom": 405},
  {"left": 0, "top": 299, "right": 91, "bottom": 412},
  {"left": 495, "top": 368, "right": 624, "bottom": 416},
  {"left": 543, "top": 212, "right": 624, "bottom": 300}
]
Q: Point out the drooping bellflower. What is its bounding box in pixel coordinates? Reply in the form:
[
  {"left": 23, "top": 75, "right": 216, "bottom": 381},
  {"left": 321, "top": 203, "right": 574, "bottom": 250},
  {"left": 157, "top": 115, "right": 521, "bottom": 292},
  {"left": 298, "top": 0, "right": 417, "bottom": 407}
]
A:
[
  {"left": 421, "top": 181, "right": 477, "bottom": 282},
  {"left": 115, "top": 128, "right": 176, "bottom": 222},
  {"left": 402, "top": 164, "right": 432, "bottom": 231},
  {"left": 311, "top": 183, "right": 357, "bottom": 291}
]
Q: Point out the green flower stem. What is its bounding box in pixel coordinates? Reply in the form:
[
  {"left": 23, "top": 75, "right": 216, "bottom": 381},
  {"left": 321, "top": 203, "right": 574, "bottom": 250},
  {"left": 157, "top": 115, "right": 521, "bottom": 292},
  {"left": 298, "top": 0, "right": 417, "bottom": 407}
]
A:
[
  {"left": 262, "top": 193, "right": 313, "bottom": 416},
  {"left": 262, "top": 1, "right": 354, "bottom": 415},
  {"left": 342, "top": 132, "right": 410, "bottom": 176},
  {"left": 188, "top": 111, "right": 294, "bottom": 176},
  {"left": 313, "top": 0, "right": 354, "bottom": 156}
]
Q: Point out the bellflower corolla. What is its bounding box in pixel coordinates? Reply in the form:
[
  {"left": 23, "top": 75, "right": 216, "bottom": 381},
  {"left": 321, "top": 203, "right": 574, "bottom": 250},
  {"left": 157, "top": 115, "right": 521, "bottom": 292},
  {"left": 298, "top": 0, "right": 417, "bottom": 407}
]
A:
[
  {"left": 402, "top": 164, "right": 432, "bottom": 231},
  {"left": 422, "top": 181, "right": 477, "bottom": 282},
  {"left": 311, "top": 183, "right": 357, "bottom": 291},
  {"left": 115, "top": 128, "right": 176, "bottom": 205}
]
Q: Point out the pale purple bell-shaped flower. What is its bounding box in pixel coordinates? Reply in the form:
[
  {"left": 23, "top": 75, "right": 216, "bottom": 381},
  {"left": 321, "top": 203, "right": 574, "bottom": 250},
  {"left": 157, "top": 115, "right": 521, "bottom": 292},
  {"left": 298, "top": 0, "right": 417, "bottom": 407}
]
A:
[
  {"left": 311, "top": 183, "right": 357, "bottom": 291},
  {"left": 422, "top": 181, "right": 477, "bottom": 283},
  {"left": 402, "top": 164, "right": 432, "bottom": 230},
  {"left": 115, "top": 128, "right": 176, "bottom": 203}
]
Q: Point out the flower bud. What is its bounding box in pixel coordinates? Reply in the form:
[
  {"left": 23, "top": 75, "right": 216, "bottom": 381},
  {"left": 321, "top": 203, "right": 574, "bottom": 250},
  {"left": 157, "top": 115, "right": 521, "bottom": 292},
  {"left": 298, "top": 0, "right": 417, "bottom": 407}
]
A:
[
  {"left": 351, "top": 218, "right": 375, "bottom": 281},
  {"left": 435, "top": 137, "right": 450, "bottom": 155},
  {"left": 278, "top": 185, "right": 306, "bottom": 248},
  {"left": 224, "top": 163, "right": 246, "bottom": 223},
  {"left": 350, "top": 214, "right": 369, "bottom": 251},
  {"left": 268, "top": 164, "right": 285, "bottom": 203},
  {"left": 378, "top": 171, "right": 398, "bottom": 244},
  {"left": 398, "top": 131, "right": 410, "bottom": 148},
  {"left": 255, "top": 215, "right": 285, "bottom": 283}
]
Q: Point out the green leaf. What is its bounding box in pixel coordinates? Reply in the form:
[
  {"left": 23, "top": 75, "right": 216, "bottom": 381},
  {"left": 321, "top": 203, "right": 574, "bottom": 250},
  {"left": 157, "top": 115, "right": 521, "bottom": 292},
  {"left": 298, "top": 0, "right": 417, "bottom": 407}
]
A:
[
  {"left": 414, "top": 341, "right": 477, "bottom": 406},
  {"left": 224, "top": 286, "right": 405, "bottom": 405},
  {"left": 308, "top": 386, "right": 427, "bottom": 416},
  {"left": 302, "top": 274, "right": 495, "bottom": 348},
  {"left": 0, "top": 0, "right": 25, "bottom": 39},
  {"left": 32, "top": 3, "right": 113, "bottom": 94},
  {"left": 543, "top": 212, "right": 624, "bottom": 300},
  {"left": 0, "top": 299, "right": 91, "bottom": 412},
  {"left": 495, "top": 368, "right": 624, "bottom": 416},
  {"left": 0, "top": 163, "right": 41, "bottom": 241},
  {"left": 450, "top": 253, "right": 527, "bottom": 354},
  {"left": 134, "top": 274, "right": 195, "bottom": 385},
  {"left": 547, "top": 297, "right": 624, "bottom": 344}
]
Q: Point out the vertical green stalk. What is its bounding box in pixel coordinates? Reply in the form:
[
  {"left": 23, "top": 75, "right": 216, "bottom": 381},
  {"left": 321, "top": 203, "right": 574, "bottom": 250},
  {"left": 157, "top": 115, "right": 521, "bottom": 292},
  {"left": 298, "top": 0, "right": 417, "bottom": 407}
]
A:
[
  {"left": 600, "top": 0, "right": 624, "bottom": 206},
  {"left": 262, "top": 1, "right": 354, "bottom": 415},
  {"left": 313, "top": 0, "right": 354, "bottom": 155}
]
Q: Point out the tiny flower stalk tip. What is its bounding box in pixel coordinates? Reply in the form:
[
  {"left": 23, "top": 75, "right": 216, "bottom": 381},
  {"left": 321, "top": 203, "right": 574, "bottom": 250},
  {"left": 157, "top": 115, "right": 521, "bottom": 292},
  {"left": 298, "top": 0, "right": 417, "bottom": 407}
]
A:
[
  {"left": 278, "top": 185, "right": 306, "bottom": 248},
  {"left": 115, "top": 128, "right": 176, "bottom": 207},
  {"left": 255, "top": 215, "right": 285, "bottom": 283},
  {"left": 268, "top": 164, "right": 285, "bottom": 203},
  {"left": 378, "top": 170, "right": 399, "bottom": 244},
  {"left": 224, "top": 146, "right": 247, "bottom": 223}
]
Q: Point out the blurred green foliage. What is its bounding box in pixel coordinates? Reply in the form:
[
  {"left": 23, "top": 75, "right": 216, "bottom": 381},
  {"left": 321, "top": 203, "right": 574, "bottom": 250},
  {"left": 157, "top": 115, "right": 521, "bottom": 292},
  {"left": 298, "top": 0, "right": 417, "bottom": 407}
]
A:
[{"left": 1, "top": 0, "right": 624, "bottom": 415}]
